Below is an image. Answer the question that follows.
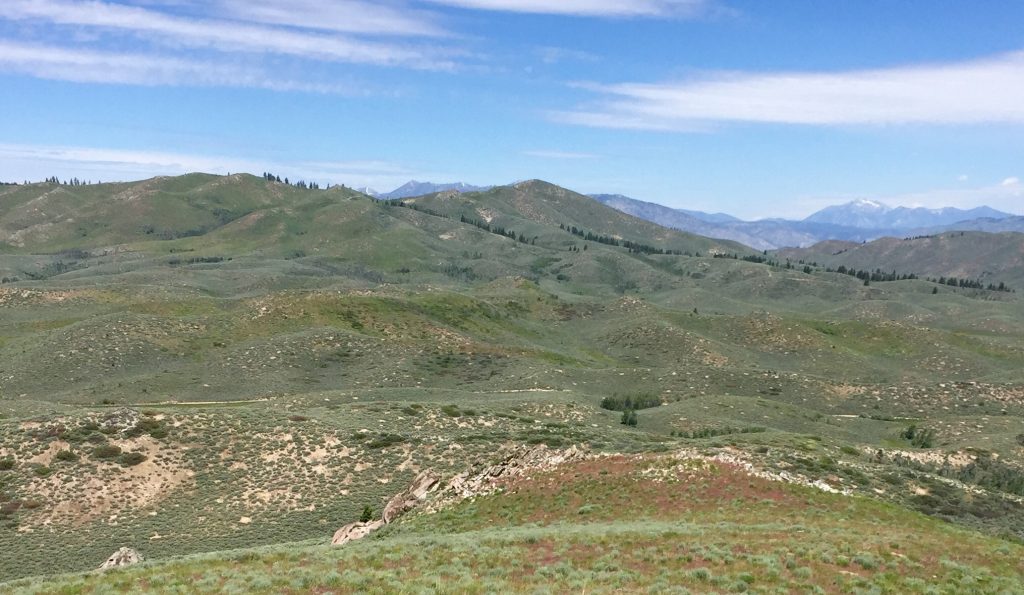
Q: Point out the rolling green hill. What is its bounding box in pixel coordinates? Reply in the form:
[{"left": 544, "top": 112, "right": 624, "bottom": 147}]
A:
[
  {"left": 776, "top": 231, "right": 1024, "bottom": 289},
  {"left": 1, "top": 174, "right": 1023, "bottom": 590}
]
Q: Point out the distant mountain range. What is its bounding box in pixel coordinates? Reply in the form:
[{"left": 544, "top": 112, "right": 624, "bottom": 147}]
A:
[
  {"left": 352, "top": 183, "right": 1020, "bottom": 250},
  {"left": 362, "top": 181, "right": 491, "bottom": 200},
  {"left": 592, "top": 194, "right": 1020, "bottom": 250},
  {"left": 804, "top": 198, "right": 1010, "bottom": 229}
]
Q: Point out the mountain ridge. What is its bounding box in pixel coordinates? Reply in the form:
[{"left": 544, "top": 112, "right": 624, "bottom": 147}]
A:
[
  {"left": 377, "top": 180, "right": 492, "bottom": 200},
  {"left": 592, "top": 192, "right": 1016, "bottom": 250}
]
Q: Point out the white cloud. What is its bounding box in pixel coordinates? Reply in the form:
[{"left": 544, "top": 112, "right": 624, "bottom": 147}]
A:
[
  {"left": 1002, "top": 176, "right": 1020, "bottom": 187},
  {"left": 422, "top": 0, "right": 710, "bottom": 17},
  {"left": 3, "top": 0, "right": 453, "bottom": 69},
  {"left": 0, "top": 143, "right": 427, "bottom": 190},
  {"left": 523, "top": 150, "right": 599, "bottom": 160},
  {"left": 557, "top": 50, "right": 1024, "bottom": 129},
  {"left": 215, "top": 0, "right": 447, "bottom": 37},
  {"left": 0, "top": 41, "right": 370, "bottom": 93},
  {"left": 957, "top": 174, "right": 969, "bottom": 182}
]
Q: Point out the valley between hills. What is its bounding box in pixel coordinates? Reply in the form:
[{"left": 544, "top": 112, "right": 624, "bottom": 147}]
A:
[{"left": 1, "top": 174, "right": 1024, "bottom": 593}]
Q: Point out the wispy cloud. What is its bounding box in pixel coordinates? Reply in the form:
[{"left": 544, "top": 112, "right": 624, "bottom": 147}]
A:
[
  {"left": 215, "top": 0, "right": 447, "bottom": 38},
  {"left": 535, "top": 46, "right": 599, "bottom": 65},
  {"left": 0, "top": 41, "right": 373, "bottom": 93},
  {"left": 422, "top": 0, "right": 711, "bottom": 18},
  {"left": 3, "top": 0, "right": 454, "bottom": 69},
  {"left": 523, "top": 150, "right": 599, "bottom": 160},
  {"left": 557, "top": 50, "right": 1024, "bottom": 130},
  {"left": 0, "top": 143, "right": 425, "bottom": 189}
]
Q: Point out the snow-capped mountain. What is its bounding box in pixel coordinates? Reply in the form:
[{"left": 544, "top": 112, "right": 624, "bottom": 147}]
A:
[
  {"left": 378, "top": 181, "right": 490, "bottom": 200},
  {"left": 804, "top": 200, "right": 1010, "bottom": 229},
  {"left": 591, "top": 193, "right": 1017, "bottom": 250}
]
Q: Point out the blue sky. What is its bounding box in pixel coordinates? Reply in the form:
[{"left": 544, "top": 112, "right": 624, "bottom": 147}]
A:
[{"left": 0, "top": 0, "right": 1022, "bottom": 219}]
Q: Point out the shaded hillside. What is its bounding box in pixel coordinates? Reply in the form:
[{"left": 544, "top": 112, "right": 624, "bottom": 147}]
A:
[
  {"left": 925, "top": 216, "right": 1024, "bottom": 235},
  {"left": 403, "top": 180, "right": 750, "bottom": 256},
  {"left": 776, "top": 231, "right": 1024, "bottom": 288}
]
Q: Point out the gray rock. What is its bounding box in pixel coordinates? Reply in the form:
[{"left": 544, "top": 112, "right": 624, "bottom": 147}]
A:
[
  {"left": 99, "top": 547, "right": 143, "bottom": 570},
  {"left": 331, "top": 520, "right": 385, "bottom": 546},
  {"left": 382, "top": 470, "right": 440, "bottom": 524}
]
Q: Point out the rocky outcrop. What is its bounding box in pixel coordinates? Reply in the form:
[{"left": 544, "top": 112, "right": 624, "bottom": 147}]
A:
[
  {"left": 331, "top": 446, "right": 588, "bottom": 547},
  {"left": 99, "top": 547, "right": 143, "bottom": 570},
  {"left": 382, "top": 470, "right": 440, "bottom": 523},
  {"left": 331, "top": 471, "right": 440, "bottom": 546},
  {"left": 331, "top": 519, "right": 384, "bottom": 546},
  {"left": 441, "top": 444, "right": 587, "bottom": 503}
]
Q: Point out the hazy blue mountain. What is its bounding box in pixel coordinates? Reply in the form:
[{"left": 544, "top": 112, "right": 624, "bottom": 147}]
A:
[
  {"left": 918, "top": 216, "right": 1024, "bottom": 235},
  {"left": 804, "top": 199, "right": 1011, "bottom": 229},
  {"left": 593, "top": 193, "right": 1016, "bottom": 250},
  {"left": 379, "top": 181, "right": 490, "bottom": 200},
  {"left": 589, "top": 193, "right": 890, "bottom": 250},
  {"left": 590, "top": 194, "right": 737, "bottom": 224}
]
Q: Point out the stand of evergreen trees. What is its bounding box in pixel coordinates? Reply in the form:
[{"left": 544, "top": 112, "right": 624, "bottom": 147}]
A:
[
  {"left": 262, "top": 172, "right": 324, "bottom": 190},
  {"left": 925, "top": 276, "right": 1012, "bottom": 292},
  {"left": 600, "top": 394, "right": 661, "bottom": 411},
  {"left": 43, "top": 176, "right": 94, "bottom": 186},
  {"left": 559, "top": 224, "right": 682, "bottom": 255},
  {"left": 825, "top": 265, "right": 919, "bottom": 283},
  {"left": 383, "top": 200, "right": 538, "bottom": 246}
]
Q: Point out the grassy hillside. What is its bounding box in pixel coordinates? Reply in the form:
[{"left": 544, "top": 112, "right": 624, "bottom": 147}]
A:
[
  {"left": 776, "top": 231, "right": 1024, "bottom": 289},
  {"left": 1, "top": 174, "right": 1023, "bottom": 589},
  {"left": 7, "top": 451, "right": 1023, "bottom": 594},
  {"left": 400, "top": 180, "right": 750, "bottom": 256}
]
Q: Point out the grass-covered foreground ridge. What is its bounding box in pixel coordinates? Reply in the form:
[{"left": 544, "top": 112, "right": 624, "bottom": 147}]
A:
[
  {"left": 7, "top": 449, "right": 1023, "bottom": 594},
  {"left": 2, "top": 174, "right": 1024, "bottom": 590}
]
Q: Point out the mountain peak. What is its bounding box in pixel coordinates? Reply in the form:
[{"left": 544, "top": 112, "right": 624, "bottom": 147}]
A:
[
  {"left": 806, "top": 199, "right": 1011, "bottom": 229},
  {"left": 378, "top": 180, "right": 491, "bottom": 200},
  {"left": 849, "top": 198, "right": 889, "bottom": 210}
]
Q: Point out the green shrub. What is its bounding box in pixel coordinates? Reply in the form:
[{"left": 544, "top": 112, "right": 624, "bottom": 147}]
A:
[
  {"left": 118, "top": 452, "right": 147, "bottom": 467},
  {"left": 32, "top": 465, "right": 52, "bottom": 477},
  {"left": 0, "top": 458, "right": 14, "bottom": 471},
  {"left": 126, "top": 417, "right": 170, "bottom": 439},
  {"left": 901, "top": 425, "right": 936, "bottom": 448},
  {"left": 359, "top": 506, "right": 374, "bottom": 523},
  {"left": 92, "top": 444, "right": 122, "bottom": 460},
  {"left": 366, "top": 434, "right": 406, "bottom": 449},
  {"left": 688, "top": 568, "right": 712, "bottom": 581},
  {"left": 54, "top": 450, "right": 79, "bottom": 463}
]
